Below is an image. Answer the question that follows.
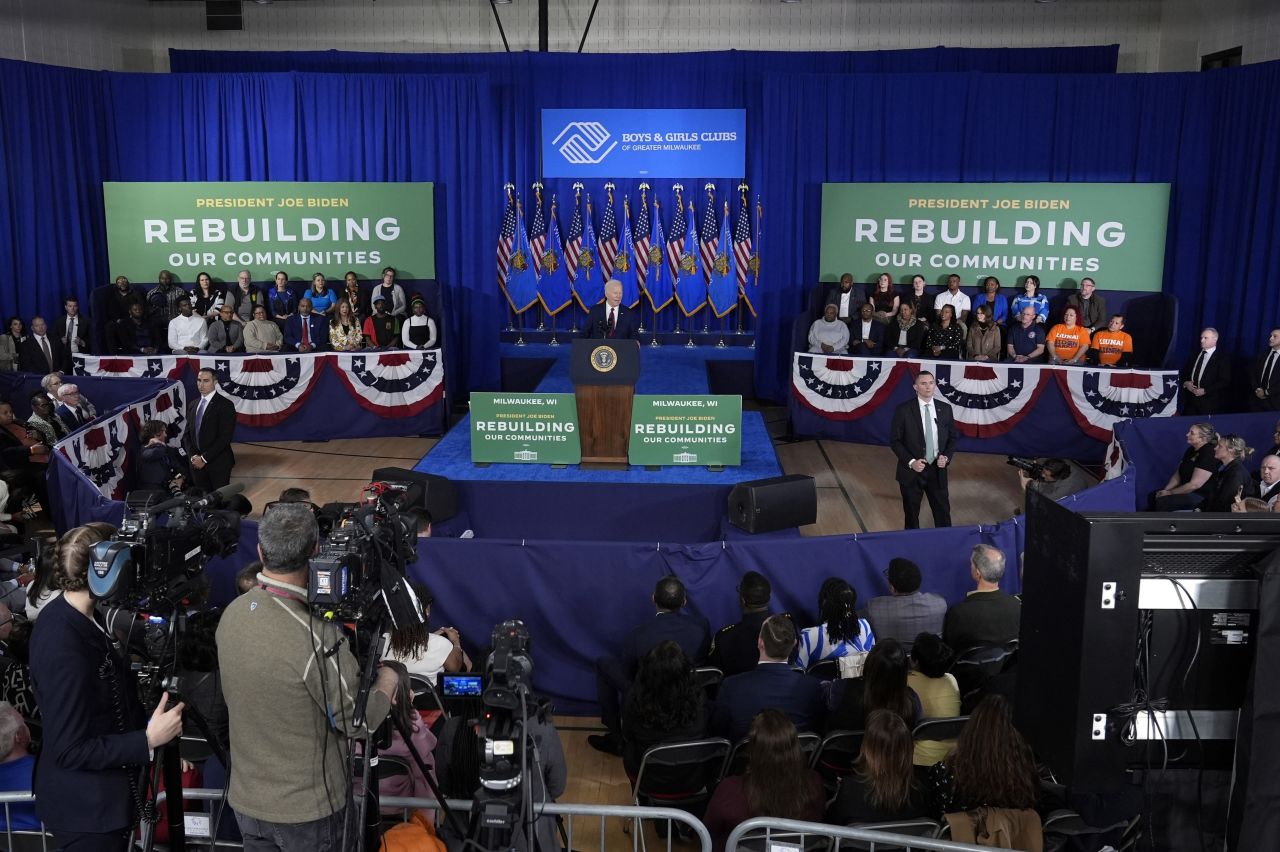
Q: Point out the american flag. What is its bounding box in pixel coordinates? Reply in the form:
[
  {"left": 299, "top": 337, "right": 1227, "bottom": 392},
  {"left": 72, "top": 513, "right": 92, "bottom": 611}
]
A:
[
  {"left": 699, "top": 189, "right": 719, "bottom": 284},
  {"left": 633, "top": 191, "right": 651, "bottom": 286},
  {"left": 528, "top": 191, "right": 547, "bottom": 269},
  {"left": 598, "top": 193, "right": 619, "bottom": 279},
  {"left": 496, "top": 190, "right": 516, "bottom": 288},
  {"left": 565, "top": 195, "right": 584, "bottom": 280},
  {"left": 666, "top": 196, "right": 687, "bottom": 281},
  {"left": 733, "top": 196, "right": 754, "bottom": 289}
]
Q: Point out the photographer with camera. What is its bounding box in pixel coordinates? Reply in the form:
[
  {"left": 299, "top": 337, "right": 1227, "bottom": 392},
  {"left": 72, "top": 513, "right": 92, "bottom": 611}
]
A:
[
  {"left": 29, "top": 523, "right": 186, "bottom": 851},
  {"left": 218, "top": 501, "right": 398, "bottom": 852},
  {"left": 1012, "top": 456, "right": 1094, "bottom": 502}
]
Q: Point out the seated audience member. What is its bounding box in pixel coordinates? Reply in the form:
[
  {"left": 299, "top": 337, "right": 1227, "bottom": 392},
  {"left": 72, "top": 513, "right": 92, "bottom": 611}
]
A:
[
  {"left": 235, "top": 562, "right": 262, "bottom": 596},
  {"left": 1006, "top": 306, "right": 1047, "bottom": 363},
  {"left": 712, "top": 615, "right": 822, "bottom": 741},
  {"left": 710, "top": 571, "right": 780, "bottom": 678},
  {"left": 377, "top": 660, "right": 438, "bottom": 812},
  {"left": 808, "top": 304, "right": 850, "bottom": 354},
  {"left": 868, "top": 273, "right": 900, "bottom": 325},
  {"left": 54, "top": 384, "right": 93, "bottom": 431},
  {"left": 703, "top": 710, "right": 825, "bottom": 852},
  {"left": 1151, "top": 423, "right": 1218, "bottom": 511},
  {"left": 53, "top": 296, "right": 89, "bottom": 369},
  {"left": 0, "top": 321, "right": 17, "bottom": 372},
  {"left": 965, "top": 304, "right": 1001, "bottom": 362},
  {"left": 26, "top": 392, "right": 67, "bottom": 448},
  {"left": 1088, "top": 314, "right": 1134, "bottom": 368},
  {"left": 328, "top": 298, "right": 364, "bottom": 352},
  {"left": 0, "top": 701, "right": 39, "bottom": 830},
  {"left": 796, "top": 577, "right": 875, "bottom": 670},
  {"left": 0, "top": 604, "right": 36, "bottom": 716},
  {"left": 191, "top": 272, "right": 225, "bottom": 319},
  {"left": 228, "top": 270, "right": 264, "bottom": 325},
  {"left": 268, "top": 272, "right": 297, "bottom": 327},
  {"left": 284, "top": 298, "right": 327, "bottom": 353},
  {"left": 924, "top": 305, "right": 962, "bottom": 359},
  {"left": 887, "top": 303, "right": 927, "bottom": 358},
  {"left": 1019, "top": 458, "right": 1094, "bottom": 502},
  {"left": 1233, "top": 495, "right": 1280, "bottom": 514},
  {"left": 848, "top": 302, "right": 884, "bottom": 356},
  {"left": 1196, "top": 434, "right": 1253, "bottom": 513},
  {"left": 104, "top": 275, "right": 144, "bottom": 323},
  {"left": 137, "top": 419, "right": 187, "bottom": 493},
  {"left": 1066, "top": 277, "right": 1107, "bottom": 334},
  {"left": 825, "top": 273, "right": 859, "bottom": 326},
  {"left": 167, "top": 297, "right": 208, "bottom": 354},
  {"left": 908, "top": 634, "right": 960, "bottom": 767},
  {"left": 1250, "top": 328, "right": 1280, "bottom": 412},
  {"left": 109, "top": 302, "right": 164, "bottom": 354},
  {"left": 621, "top": 641, "right": 708, "bottom": 782},
  {"left": 401, "top": 295, "right": 438, "bottom": 350},
  {"left": 206, "top": 303, "right": 244, "bottom": 353},
  {"left": 942, "top": 545, "right": 1020, "bottom": 652},
  {"left": 148, "top": 269, "right": 186, "bottom": 325},
  {"left": 926, "top": 695, "right": 1039, "bottom": 834},
  {"left": 0, "top": 401, "right": 49, "bottom": 507},
  {"left": 1046, "top": 306, "right": 1091, "bottom": 365},
  {"left": 383, "top": 580, "right": 472, "bottom": 680},
  {"left": 23, "top": 539, "right": 62, "bottom": 621},
  {"left": 242, "top": 305, "right": 283, "bottom": 353},
  {"left": 374, "top": 267, "right": 408, "bottom": 318},
  {"left": 306, "top": 273, "right": 336, "bottom": 316},
  {"left": 826, "top": 639, "right": 919, "bottom": 734},
  {"left": 1250, "top": 454, "right": 1280, "bottom": 508},
  {"left": 19, "top": 317, "right": 65, "bottom": 375},
  {"left": 1179, "top": 328, "right": 1230, "bottom": 416},
  {"left": 42, "top": 373, "right": 94, "bottom": 418},
  {"left": 590, "top": 576, "right": 710, "bottom": 755},
  {"left": 827, "top": 710, "right": 929, "bottom": 826},
  {"left": 1009, "top": 275, "right": 1048, "bottom": 325},
  {"left": 932, "top": 274, "right": 970, "bottom": 325},
  {"left": 175, "top": 609, "right": 228, "bottom": 751},
  {"left": 972, "top": 276, "right": 1008, "bottom": 327},
  {"left": 342, "top": 272, "right": 368, "bottom": 322},
  {"left": 903, "top": 274, "right": 933, "bottom": 325},
  {"left": 865, "top": 558, "right": 946, "bottom": 650},
  {"left": 362, "top": 296, "right": 398, "bottom": 348}
]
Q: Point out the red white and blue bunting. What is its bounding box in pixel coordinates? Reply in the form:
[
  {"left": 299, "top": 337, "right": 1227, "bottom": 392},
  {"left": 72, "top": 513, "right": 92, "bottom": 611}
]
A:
[
  {"left": 911, "top": 361, "right": 1050, "bottom": 438},
  {"left": 1055, "top": 367, "right": 1181, "bottom": 442},
  {"left": 135, "top": 383, "right": 189, "bottom": 444},
  {"left": 791, "top": 354, "right": 904, "bottom": 420},
  {"left": 196, "top": 355, "right": 325, "bottom": 428},
  {"left": 74, "top": 354, "right": 184, "bottom": 379},
  {"left": 332, "top": 350, "right": 445, "bottom": 417}
]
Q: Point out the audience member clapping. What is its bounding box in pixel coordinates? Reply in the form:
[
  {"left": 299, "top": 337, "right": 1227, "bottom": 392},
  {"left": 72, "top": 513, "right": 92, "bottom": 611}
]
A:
[
  {"left": 621, "top": 640, "right": 708, "bottom": 782},
  {"left": 826, "top": 639, "right": 919, "bottom": 734},
  {"left": 703, "top": 710, "right": 825, "bottom": 852},
  {"left": 826, "top": 709, "right": 929, "bottom": 825},
  {"left": 907, "top": 634, "right": 960, "bottom": 767},
  {"left": 796, "top": 577, "right": 875, "bottom": 671}
]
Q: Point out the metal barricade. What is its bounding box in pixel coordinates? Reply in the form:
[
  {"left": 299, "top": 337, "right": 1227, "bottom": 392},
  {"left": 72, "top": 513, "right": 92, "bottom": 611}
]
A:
[
  {"left": 0, "top": 792, "right": 54, "bottom": 852},
  {"left": 726, "top": 816, "right": 992, "bottom": 852},
  {"left": 144, "top": 788, "right": 244, "bottom": 850}
]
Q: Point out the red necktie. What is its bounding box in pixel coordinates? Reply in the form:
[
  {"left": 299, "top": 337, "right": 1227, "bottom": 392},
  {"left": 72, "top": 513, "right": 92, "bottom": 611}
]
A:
[{"left": 302, "top": 318, "right": 310, "bottom": 347}]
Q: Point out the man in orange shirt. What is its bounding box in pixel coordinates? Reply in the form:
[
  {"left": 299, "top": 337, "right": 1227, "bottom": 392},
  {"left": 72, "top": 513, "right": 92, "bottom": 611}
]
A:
[{"left": 1089, "top": 314, "right": 1134, "bottom": 368}]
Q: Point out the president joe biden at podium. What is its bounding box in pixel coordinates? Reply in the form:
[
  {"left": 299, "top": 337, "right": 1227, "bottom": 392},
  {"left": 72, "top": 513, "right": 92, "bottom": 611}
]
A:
[{"left": 582, "top": 279, "right": 640, "bottom": 340}]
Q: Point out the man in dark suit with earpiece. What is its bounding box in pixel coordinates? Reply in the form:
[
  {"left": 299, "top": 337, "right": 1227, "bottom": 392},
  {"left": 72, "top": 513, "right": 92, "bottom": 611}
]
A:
[
  {"left": 183, "top": 367, "right": 237, "bottom": 491},
  {"left": 581, "top": 279, "right": 640, "bottom": 340},
  {"left": 890, "top": 370, "right": 957, "bottom": 529}
]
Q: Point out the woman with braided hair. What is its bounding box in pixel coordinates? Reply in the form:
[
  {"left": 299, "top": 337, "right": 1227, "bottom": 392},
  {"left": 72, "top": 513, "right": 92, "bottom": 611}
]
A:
[{"left": 795, "top": 577, "right": 876, "bottom": 670}]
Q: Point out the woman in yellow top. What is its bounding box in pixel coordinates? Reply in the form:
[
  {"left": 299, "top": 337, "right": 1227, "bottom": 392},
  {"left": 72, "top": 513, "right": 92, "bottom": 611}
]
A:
[
  {"left": 907, "top": 633, "right": 961, "bottom": 767},
  {"left": 1047, "top": 306, "right": 1092, "bottom": 365},
  {"left": 328, "top": 297, "right": 365, "bottom": 351}
]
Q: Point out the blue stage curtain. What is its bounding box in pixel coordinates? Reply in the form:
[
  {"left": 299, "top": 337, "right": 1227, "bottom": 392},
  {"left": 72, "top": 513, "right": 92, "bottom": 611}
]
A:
[{"left": 755, "top": 65, "right": 1280, "bottom": 402}]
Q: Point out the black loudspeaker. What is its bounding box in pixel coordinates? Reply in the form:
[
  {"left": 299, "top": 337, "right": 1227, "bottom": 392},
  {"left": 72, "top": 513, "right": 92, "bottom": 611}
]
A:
[
  {"left": 727, "top": 474, "right": 817, "bottom": 534},
  {"left": 371, "top": 467, "right": 458, "bottom": 522}
]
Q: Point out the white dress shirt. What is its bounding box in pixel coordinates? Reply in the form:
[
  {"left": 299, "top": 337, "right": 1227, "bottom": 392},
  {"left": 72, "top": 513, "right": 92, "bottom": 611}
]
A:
[{"left": 168, "top": 314, "right": 208, "bottom": 351}]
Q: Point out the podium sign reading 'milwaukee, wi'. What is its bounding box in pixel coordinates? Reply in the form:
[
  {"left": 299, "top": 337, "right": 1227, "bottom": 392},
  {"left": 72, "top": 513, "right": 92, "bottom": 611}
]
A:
[
  {"left": 629, "top": 395, "right": 742, "bottom": 467},
  {"left": 104, "top": 181, "right": 435, "bottom": 282},
  {"left": 470, "top": 393, "right": 581, "bottom": 465}
]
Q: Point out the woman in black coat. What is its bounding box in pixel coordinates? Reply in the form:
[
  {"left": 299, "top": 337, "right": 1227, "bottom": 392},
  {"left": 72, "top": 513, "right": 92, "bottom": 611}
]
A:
[{"left": 1196, "top": 434, "right": 1254, "bottom": 512}]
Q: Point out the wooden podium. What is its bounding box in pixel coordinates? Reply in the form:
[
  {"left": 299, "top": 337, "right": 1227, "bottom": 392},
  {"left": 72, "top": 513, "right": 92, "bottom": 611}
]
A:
[{"left": 571, "top": 338, "right": 640, "bottom": 464}]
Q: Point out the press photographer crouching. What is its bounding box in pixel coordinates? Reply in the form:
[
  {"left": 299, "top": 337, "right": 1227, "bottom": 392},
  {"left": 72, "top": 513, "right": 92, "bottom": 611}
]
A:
[
  {"left": 217, "top": 501, "right": 398, "bottom": 851},
  {"left": 29, "top": 523, "right": 186, "bottom": 851},
  {"left": 1010, "top": 456, "right": 1095, "bottom": 502}
]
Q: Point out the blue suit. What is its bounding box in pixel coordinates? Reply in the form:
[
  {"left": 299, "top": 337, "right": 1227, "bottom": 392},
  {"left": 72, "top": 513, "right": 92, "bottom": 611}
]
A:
[
  {"left": 711, "top": 662, "right": 824, "bottom": 741},
  {"left": 284, "top": 312, "right": 328, "bottom": 351},
  {"left": 30, "top": 595, "right": 150, "bottom": 835}
]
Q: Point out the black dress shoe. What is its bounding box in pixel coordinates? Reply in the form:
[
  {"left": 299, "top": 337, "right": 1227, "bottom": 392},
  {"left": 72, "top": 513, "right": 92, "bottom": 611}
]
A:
[{"left": 587, "top": 733, "right": 623, "bottom": 756}]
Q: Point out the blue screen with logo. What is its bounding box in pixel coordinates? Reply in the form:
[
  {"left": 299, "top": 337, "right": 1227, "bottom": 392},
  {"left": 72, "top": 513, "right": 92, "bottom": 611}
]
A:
[{"left": 542, "top": 108, "right": 746, "bottom": 178}]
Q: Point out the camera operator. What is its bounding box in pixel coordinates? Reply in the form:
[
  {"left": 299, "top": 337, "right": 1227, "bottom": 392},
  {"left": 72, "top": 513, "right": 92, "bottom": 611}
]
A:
[
  {"left": 1017, "top": 457, "right": 1094, "bottom": 502},
  {"left": 217, "top": 501, "right": 398, "bottom": 851},
  {"left": 29, "top": 523, "right": 186, "bottom": 851},
  {"left": 137, "top": 419, "right": 188, "bottom": 494}
]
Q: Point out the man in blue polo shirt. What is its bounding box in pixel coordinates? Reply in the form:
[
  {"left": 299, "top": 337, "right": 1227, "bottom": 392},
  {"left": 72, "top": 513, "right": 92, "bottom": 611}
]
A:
[{"left": 1007, "top": 306, "right": 1047, "bottom": 363}]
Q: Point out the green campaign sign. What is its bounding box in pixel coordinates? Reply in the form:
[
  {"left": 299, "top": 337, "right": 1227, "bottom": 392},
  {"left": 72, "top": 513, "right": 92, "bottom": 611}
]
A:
[
  {"left": 629, "top": 395, "right": 742, "bottom": 467},
  {"left": 820, "top": 182, "right": 1170, "bottom": 291},
  {"left": 470, "top": 393, "right": 581, "bottom": 465},
  {"left": 103, "top": 181, "right": 435, "bottom": 283}
]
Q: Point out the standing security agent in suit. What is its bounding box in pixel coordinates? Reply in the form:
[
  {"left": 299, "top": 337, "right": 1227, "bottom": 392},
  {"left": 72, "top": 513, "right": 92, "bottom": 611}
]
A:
[
  {"left": 1250, "top": 328, "right": 1280, "bottom": 412},
  {"left": 890, "top": 371, "right": 957, "bottom": 529},
  {"left": 1180, "top": 327, "right": 1230, "bottom": 415},
  {"left": 581, "top": 279, "right": 640, "bottom": 340},
  {"left": 184, "top": 368, "right": 237, "bottom": 491}
]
